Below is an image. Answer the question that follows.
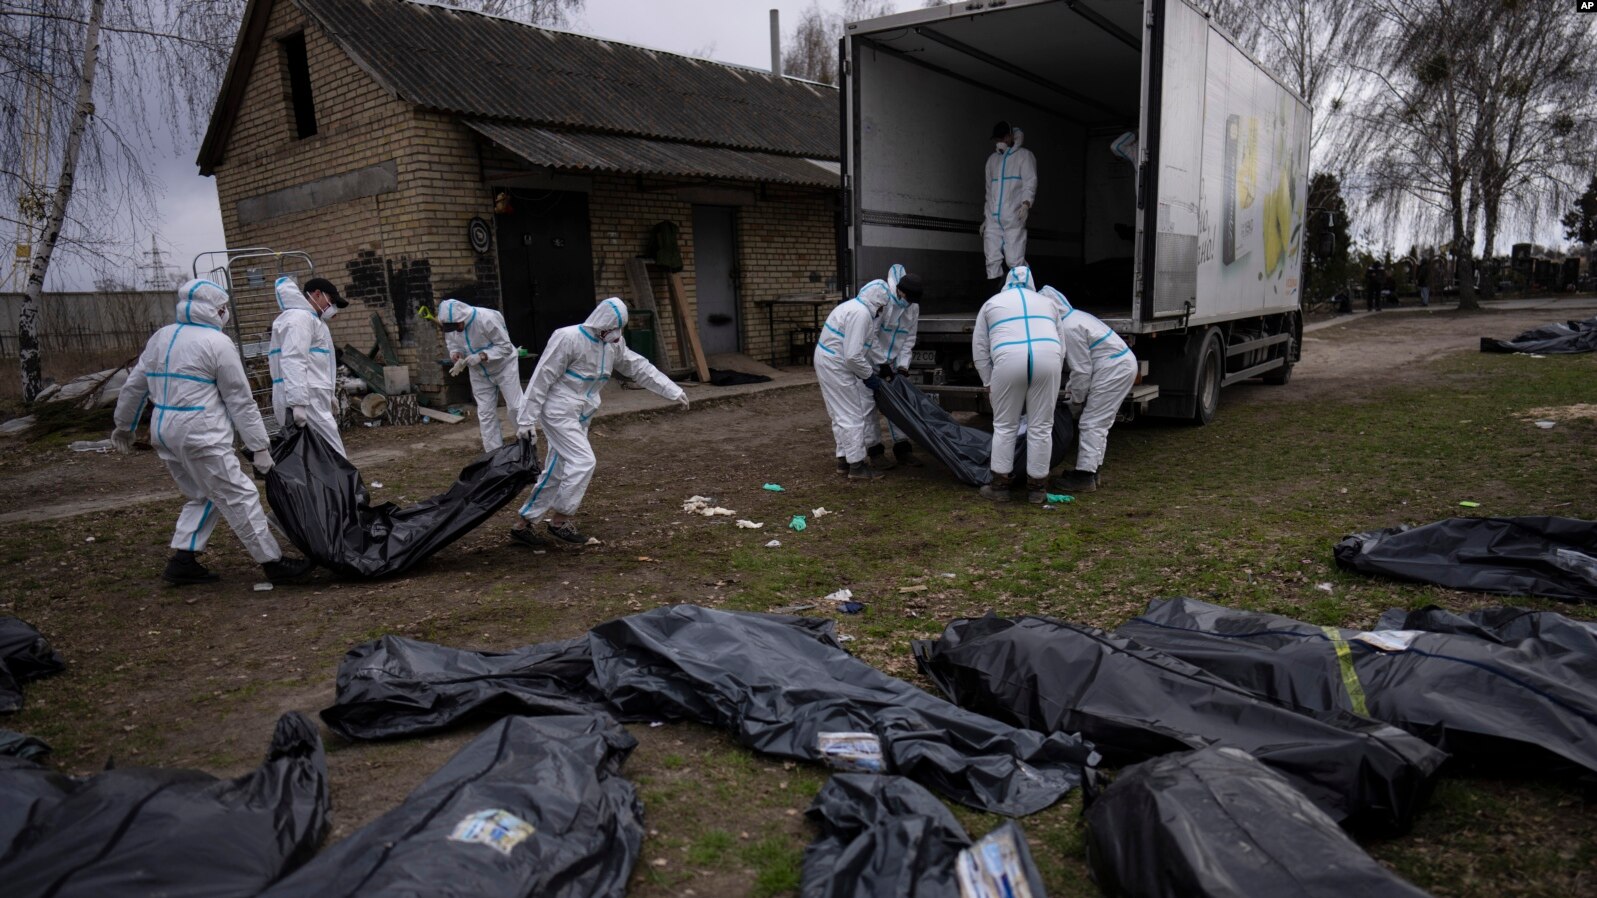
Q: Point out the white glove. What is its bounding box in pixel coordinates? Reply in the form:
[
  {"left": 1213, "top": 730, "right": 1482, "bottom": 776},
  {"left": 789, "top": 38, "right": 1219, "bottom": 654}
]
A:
[
  {"left": 517, "top": 425, "right": 537, "bottom": 443},
  {"left": 109, "top": 428, "right": 134, "bottom": 454},
  {"left": 291, "top": 406, "right": 309, "bottom": 427},
  {"left": 449, "top": 357, "right": 469, "bottom": 377},
  {"left": 676, "top": 394, "right": 690, "bottom": 411},
  {"left": 252, "top": 449, "right": 274, "bottom": 475}
]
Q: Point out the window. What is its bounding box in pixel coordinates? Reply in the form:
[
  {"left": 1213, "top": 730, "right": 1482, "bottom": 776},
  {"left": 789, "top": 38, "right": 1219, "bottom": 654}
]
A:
[{"left": 280, "top": 32, "right": 317, "bottom": 139}]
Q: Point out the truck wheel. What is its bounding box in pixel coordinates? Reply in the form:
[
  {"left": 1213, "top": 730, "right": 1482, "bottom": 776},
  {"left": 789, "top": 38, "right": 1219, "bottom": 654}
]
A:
[{"left": 1192, "top": 331, "right": 1222, "bottom": 425}]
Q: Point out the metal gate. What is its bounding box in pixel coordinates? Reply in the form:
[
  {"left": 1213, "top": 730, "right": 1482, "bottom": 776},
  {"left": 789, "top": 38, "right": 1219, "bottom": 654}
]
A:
[{"left": 192, "top": 248, "right": 316, "bottom": 432}]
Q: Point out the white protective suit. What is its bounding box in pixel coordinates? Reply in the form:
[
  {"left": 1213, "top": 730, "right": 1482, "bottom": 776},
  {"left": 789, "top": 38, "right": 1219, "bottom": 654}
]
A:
[
  {"left": 438, "top": 298, "right": 524, "bottom": 452},
  {"left": 868, "top": 264, "right": 920, "bottom": 447},
  {"left": 814, "top": 280, "right": 891, "bottom": 464},
  {"left": 972, "top": 267, "right": 1062, "bottom": 480},
  {"left": 269, "top": 276, "right": 344, "bottom": 456},
  {"left": 516, "top": 298, "right": 684, "bottom": 522},
  {"left": 112, "top": 279, "right": 283, "bottom": 564},
  {"left": 982, "top": 128, "right": 1038, "bottom": 279},
  {"left": 1041, "top": 286, "right": 1137, "bottom": 473}
]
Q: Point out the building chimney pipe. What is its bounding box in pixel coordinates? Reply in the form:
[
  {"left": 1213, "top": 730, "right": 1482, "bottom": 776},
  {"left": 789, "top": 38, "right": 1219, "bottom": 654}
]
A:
[{"left": 770, "top": 9, "right": 782, "bottom": 77}]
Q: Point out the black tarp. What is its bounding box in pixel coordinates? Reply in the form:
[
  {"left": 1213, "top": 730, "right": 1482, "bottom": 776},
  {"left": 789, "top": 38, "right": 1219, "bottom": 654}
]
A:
[
  {"left": 801, "top": 774, "right": 1046, "bottom": 898},
  {"left": 0, "top": 712, "right": 330, "bottom": 898},
  {"left": 1480, "top": 315, "right": 1597, "bottom": 354},
  {"left": 0, "top": 616, "right": 65, "bottom": 713},
  {"left": 872, "top": 376, "right": 1073, "bottom": 486},
  {"left": 913, "top": 614, "right": 1443, "bottom": 834},
  {"left": 265, "top": 426, "right": 541, "bottom": 578},
  {"left": 1084, "top": 746, "right": 1431, "bottom": 898},
  {"left": 1376, "top": 604, "right": 1597, "bottom": 657},
  {"left": 261, "top": 714, "right": 642, "bottom": 898},
  {"left": 320, "top": 633, "right": 606, "bottom": 741},
  {"left": 0, "top": 730, "right": 48, "bottom": 760},
  {"left": 589, "top": 605, "right": 1098, "bottom": 816},
  {"left": 1333, "top": 516, "right": 1597, "bottom": 602},
  {"left": 1117, "top": 597, "right": 1597, "bottom": 779}
]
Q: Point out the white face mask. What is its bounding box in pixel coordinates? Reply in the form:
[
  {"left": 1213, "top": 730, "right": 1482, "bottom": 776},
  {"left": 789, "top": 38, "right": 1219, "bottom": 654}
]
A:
[
  {"left": 996, "top": 141, "right": 1008, "bottom": 153},
  {"left": 320, "top": 305, "right": 339, "bottom": 322}
]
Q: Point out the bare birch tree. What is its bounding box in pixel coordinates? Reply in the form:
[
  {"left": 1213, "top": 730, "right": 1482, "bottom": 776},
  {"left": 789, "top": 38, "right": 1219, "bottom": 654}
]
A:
[{"left": 785, "top": 0, "right": 896, "bottom": 86}]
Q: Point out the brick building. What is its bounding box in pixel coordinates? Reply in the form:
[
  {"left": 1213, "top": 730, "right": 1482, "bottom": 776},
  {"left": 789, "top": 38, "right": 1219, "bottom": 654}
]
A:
[{"left": 198, "top": 0, "right": 842, "bottom": 402}]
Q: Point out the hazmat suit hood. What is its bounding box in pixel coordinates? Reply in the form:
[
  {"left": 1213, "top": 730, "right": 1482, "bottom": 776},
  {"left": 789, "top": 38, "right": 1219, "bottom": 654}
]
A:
[
  {"left": 582, "top": 297, "right": 629, "bottom": 343},
  {"left": 174, "top": 278, "right": 231, "bottom": 329},
  {"left": 275, "top": 278, "right": 316, "bottom": 314},
  {"left": 857, "top": 279, "right": 892, "bottom": 316},
  {"left": 436, "top": 298, "right": 475, "bottom": 326},
  {"left": 885, "top": 264, "right": 909, "bottom": 307},
  {"left": 1005, "top": 266, "right": 1036, "bottom": 290},
  {"left": 1040, "top": 285, "right": 1072, "bottom": 313}
]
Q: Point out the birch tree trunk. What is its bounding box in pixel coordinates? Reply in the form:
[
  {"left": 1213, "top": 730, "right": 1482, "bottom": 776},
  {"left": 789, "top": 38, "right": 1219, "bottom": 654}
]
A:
[{"left": 17, "top": 0, "right": 105, "bottom": 403}]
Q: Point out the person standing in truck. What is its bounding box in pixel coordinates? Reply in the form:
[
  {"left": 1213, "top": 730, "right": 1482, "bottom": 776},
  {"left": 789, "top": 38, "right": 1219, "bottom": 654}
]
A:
[{"left": 983, "top": 122, "right": 1038, "bottom": 286}]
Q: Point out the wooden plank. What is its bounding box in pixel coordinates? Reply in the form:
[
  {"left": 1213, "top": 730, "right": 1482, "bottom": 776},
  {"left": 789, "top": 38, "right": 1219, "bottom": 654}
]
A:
[
  {"left": 340, "top": 344, "right": 388, "bottom": 394},
  {"left": 666, "top": 270, "right": 711, "bottom": 383},
  {"left": 417, "top": 405, "right": 464, "bottom": 424},
  {"left": 370, "top": 313, "right": 401, "bottom": 365}
]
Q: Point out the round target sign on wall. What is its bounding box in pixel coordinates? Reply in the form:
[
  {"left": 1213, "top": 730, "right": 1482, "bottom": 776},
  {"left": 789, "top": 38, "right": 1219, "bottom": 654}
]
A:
[{"left": 468, "top": 216, "right": 492, "bottom": 255}]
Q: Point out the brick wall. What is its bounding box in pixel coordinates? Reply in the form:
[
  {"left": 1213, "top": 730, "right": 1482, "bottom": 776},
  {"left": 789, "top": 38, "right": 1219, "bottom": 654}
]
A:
[{"left": 210, "top": 1, "right": 839, "bottom": 396}]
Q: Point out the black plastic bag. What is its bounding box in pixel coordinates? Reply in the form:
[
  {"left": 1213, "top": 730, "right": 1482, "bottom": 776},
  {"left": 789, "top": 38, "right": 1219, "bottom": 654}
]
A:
[
  {"left": 266, "top": 427, "right": 541, "bottom": 578},
  {"left": 0, "top": 712, "right": 330, "bottom": 898},
  {"left": 1480, "top": 315, "right": 1597, "bottom": 354},
  {"left": 590, "top": 604, "right": 1097, "bottom": 816},
  {"left": 914, "top": 614, "right": 1443, "bottom": 834},
  {"left": 1376, "top": 604, "right": 1597, "bottom": 657},
  {"left": 0, "top": 617, "right": 65, "bottom": 713},
  {"left": 261, "top": 714, "right": 642, "bottom": 898},
  {"left": 871, "top": 376, "right": 1073, "bottom": 486},
  {"left": 1334, "top": 516, "right": 1597, "bottom": 602},
  {"left": 320, "top": 633, "right": 608, "bottom": 741},
  {"left": 802, "top": 774, "right": 1046, "bottom": 898},
  {"left": 0, "top": 730, "right": 49, "bottom": 760},
  {"left": 1117, "top": 597, "right": 1597, "bottom": 779},
  {"left": 1084, "top": 746, "right": 1431, "bottom": 898}
]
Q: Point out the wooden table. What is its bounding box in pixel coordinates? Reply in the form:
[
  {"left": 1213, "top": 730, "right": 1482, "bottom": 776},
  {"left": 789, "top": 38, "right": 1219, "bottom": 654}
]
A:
[{"left": 754, "top": 293, "right": 842, "bottom": 364}]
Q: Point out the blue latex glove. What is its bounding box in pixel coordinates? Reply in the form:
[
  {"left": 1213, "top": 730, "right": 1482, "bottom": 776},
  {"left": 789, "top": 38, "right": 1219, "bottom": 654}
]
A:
[{"left": 863, "top": 374, "right": 884, "bottom": 390}]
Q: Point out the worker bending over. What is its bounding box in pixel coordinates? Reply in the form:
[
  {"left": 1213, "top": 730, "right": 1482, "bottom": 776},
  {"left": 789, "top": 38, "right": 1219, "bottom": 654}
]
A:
[
  {"left": 865, "top": 263, "right": 925, "bottom": 469},
  {"left": 437, "top": 297, "right": 523, "bottom": 453},
  {"left": 1041, "top": 285, "right": 1136, "bottom": 493},
  {"left": 815, "top": 279, "right": 892, "bottom": 481}
]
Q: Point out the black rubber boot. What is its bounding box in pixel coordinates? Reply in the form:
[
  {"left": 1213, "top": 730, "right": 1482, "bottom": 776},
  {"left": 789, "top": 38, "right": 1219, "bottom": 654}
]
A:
[
  {"left": 163, "top": 551, "right": 220, "bottom": 585},
  {"left": 847, "top": 461, "right": 883, "bottom": 481},
  {"left": 1055, "top": 469, "right": 1099, "bottom": 493},
  {"left": 835, "top": 456, "right": 848, "bottom": 475},
  {"left": 261, "top": 555, "right": 315, "bottom": 583},
  {"left": 893, "top": 440, "right": 923, "bottom": 467},
  {"left": 867, "top": 442, "right": 896, "bottom": 471},
  {"left": 979, "top": 471, "right": 1013, "bottom": 502},
  {"left": 1026, "top": 477, "right": 1048, "bottom": 505}
]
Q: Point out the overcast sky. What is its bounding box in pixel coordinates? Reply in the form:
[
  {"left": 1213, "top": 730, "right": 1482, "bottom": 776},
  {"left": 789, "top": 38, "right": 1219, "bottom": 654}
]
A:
[{"left": 49, "top": 0, "right": 902, "bottom": 291}]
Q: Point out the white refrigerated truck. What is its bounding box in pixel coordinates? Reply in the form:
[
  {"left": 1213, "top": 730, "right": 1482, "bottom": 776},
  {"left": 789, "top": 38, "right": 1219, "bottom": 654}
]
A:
[{"left": 840, "top": 0, "right": 1309, "bottom": 422}]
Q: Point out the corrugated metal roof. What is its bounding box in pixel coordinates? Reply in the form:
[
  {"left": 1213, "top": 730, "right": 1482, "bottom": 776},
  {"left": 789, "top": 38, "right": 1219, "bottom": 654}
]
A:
[
  {"left": 468, "top": 120, "right": 838, "bottom": 187},
  {"left": 297, "top": 0, "right": 839, "bottom": 160}
]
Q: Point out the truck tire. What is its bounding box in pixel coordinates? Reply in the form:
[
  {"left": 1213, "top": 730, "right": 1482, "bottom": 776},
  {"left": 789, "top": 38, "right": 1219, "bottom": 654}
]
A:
[{"left": 1192, "top": 330, "right": 1223, "bottom": 425}]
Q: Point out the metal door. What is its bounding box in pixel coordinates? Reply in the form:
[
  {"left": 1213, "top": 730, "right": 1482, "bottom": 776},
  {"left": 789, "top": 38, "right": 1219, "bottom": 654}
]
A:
[
  {"left": 691, "top": 205, "right": 740, "bottom": 355},
  {"left": 495, "top": 190, "right": 596, "bottom": 359}
]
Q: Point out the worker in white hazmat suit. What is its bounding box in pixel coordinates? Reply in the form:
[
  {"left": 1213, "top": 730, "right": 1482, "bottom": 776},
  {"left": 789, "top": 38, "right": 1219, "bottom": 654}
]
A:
[
  {"left": 437, "top": 297, "right": 523, "bottom": 452},
  {"left": 982, "top": 122, "right": 1038, "bottom": 282},
  {"left": 1040, "top": 285, "right": 1136, "bottom": 493},
  {"left": 109, "top": 279, "right": 315, "bottom": 586},
  {"left": 270, "top": 276, "right": 347, "bottom": 456},
  {"left": 865, "top": 264, "right": 925, "bottom": 470},
  {"left": 815, "top": 279, "right": 892, "bottom": 481},
  {"left": 972, "top": 266, "right": 1062, "bottom": 504},
  {"left": 510, "top": 297, "right": 687, "bottom": 547}
]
